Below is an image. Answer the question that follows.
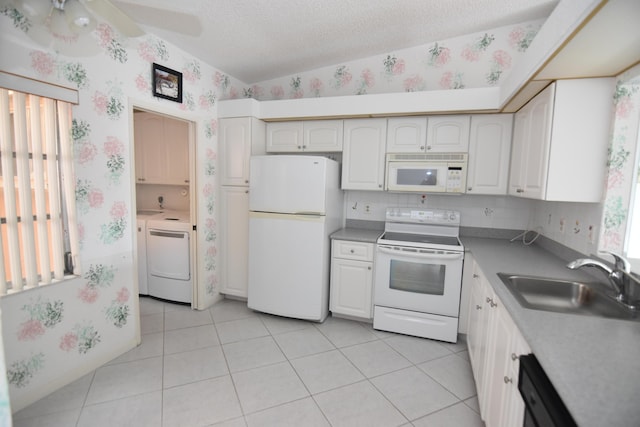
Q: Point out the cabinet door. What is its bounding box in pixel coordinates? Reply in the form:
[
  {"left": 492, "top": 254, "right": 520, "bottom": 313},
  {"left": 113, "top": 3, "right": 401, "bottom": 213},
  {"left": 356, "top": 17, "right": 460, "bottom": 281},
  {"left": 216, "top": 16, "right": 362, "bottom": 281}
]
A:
[
  {"left": 330, "top": 257, "right": 373, "bottom": 319},
  {"left": 509, "top": 84, "right": 554, "bottom": 199},
  {"left": 467, "top": 264, "right": 491, "bottom": 406},
  {"left": 304, "top": 120, "right": 343, "bottom": 152},
  {"left": 505, "top": 329, "right": 531, "bottom": 427},
  {"left": 508, "top": 112, "right": 528, "bottom": 196},
  {"left": 341, "top": 119, "right": 387, "bottom": 190},
  {"left": 467, "top": 115, "right": 512, "bottom": 195},
  {"left": 266, "top": 122, "right": 303, "bottom": 152},
  {"left": 426, "top": 115, "right": 470, "bottom": 152},
  {"left": 386, "top": 117, "right": 427, "bottom": 153},
  {"left": 220, "top": 117, "right": 252, "bottom": 186},
  {"left": 164, "top": 118, "right": 190, "bottom": 185},
  {"left": 483, "top": 300, "right": 513, "bottom": 427},
  {"left": 521, "top": 86, "right": 553, "bottom": 199},
  {"left": 220, "top": 187, "right": 250, "bottom": 298},
  {"left": 134, "top": 113, "right": 166, "bottom": 184}
]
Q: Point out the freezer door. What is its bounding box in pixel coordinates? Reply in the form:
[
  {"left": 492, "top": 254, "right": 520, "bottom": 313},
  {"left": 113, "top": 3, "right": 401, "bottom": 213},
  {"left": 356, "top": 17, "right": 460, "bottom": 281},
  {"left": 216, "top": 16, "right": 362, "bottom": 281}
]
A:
[
  {"left": 249, "top": 155, "right": 332, "bottom": 214},
  {"left": 247, "top": 211, "right": 330, "bottom": 321}
]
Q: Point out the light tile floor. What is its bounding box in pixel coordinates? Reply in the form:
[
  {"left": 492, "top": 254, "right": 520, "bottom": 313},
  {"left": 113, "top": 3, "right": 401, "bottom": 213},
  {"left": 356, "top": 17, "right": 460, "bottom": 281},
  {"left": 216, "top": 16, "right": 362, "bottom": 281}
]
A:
[{"left": 13, "top": 297, "right": 485, "bottom": 427}]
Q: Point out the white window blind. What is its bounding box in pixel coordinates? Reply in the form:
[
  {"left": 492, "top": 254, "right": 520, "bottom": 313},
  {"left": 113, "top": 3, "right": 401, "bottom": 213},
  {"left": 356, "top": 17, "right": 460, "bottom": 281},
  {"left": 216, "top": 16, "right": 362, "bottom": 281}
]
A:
[{"left": 0, "top": 88, "right": 79, "bottom": 295}]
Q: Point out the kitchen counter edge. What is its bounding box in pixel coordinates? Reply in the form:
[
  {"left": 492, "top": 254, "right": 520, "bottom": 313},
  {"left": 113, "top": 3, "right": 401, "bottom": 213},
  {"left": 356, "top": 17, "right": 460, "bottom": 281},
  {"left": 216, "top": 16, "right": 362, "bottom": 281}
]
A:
[{"left": 330, "top": 228, "right": 382, "bottom": 243}]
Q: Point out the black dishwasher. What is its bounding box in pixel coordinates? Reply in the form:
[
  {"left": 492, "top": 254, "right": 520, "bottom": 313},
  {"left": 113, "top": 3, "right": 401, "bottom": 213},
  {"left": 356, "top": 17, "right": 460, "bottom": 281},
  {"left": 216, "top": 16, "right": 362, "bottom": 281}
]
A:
[{"left": 518, "top": 354, "right": 577, "bottom": 427}]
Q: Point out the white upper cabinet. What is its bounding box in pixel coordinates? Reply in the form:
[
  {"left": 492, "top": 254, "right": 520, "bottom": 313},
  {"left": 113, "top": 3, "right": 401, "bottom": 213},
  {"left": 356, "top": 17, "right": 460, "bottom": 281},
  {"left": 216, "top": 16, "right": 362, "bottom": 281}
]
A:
[
  {"left": 426, "top": 115, "right": 471, "bottom": 152},
  {"left": 508, "top": 78, "right": 613, "bottom": 201},
  {"left": 342, "top": 118, "right": 387, "bottom": 191},
  {"left": 220, "top": 117, "right": 266, "bottom": 187},
  {"left": 387, "top": 115, "right": 470, "bottom": 153},
  {"left": 266, "top": 120, "right": 343, "bottom": 152},
  {"left": 134, "top": 112, "right": 189, "bottom": 185},
  {"left": 304, "top": 120, "right": 344, "bottom": 151},
  {"left": 467, "top": 114, "right": 513, "bottom": 195},
  {"left": 266, "top": 121, "right": 303, "bottom": 152},
  {"left": 386, "top": 117, "right": 428, "bottom": 153}
]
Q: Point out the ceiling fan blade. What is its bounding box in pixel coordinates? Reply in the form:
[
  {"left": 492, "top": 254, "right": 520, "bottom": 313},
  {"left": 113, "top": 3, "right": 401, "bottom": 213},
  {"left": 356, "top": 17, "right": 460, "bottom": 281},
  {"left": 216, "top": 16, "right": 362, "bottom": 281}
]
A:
[
  {"left": 80, "top": 0, "right": 145, "bottom": 37},
  {"left": 111, "top": 1, "right": 202, "bottom": 37}
]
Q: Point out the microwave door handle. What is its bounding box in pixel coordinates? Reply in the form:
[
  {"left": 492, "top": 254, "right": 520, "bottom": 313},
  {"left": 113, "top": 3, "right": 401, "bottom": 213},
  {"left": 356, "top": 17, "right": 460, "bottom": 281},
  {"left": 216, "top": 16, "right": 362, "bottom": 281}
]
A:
[{"left": 377, "top": 246, "right": 463, "bottom": 260}]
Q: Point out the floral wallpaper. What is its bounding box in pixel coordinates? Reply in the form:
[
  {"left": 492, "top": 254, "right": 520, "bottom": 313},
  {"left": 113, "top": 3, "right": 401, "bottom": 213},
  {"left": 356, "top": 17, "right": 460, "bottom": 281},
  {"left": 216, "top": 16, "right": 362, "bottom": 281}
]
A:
[
  {"left": 247, "top": 20, "right": 543, "bottom": 100},
  {"left": 0, "top": 3, "right": 246, "bottom": 411},
  {"left": 599, "top": 64, "right": 640, "bottom": 254}
]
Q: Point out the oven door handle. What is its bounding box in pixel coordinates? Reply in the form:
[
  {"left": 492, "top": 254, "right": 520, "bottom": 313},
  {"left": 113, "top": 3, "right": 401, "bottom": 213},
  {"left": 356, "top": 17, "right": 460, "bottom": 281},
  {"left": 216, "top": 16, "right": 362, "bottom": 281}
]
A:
[{"left": 377, "top": 245, "right": 463, "bottom": 260}]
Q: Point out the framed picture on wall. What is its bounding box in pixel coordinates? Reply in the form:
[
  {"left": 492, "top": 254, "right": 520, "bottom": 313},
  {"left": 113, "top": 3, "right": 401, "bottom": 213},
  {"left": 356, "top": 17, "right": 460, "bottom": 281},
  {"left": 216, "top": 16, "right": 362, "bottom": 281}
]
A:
[{"left": 152, "top": 63, "right": 183, "bottom": 103}]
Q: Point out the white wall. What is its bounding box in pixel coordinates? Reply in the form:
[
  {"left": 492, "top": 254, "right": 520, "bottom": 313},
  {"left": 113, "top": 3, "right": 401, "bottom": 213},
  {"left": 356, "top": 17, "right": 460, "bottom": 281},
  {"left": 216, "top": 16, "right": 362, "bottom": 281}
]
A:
[{"left": 346, "top": 191, "right": 533, "bottom": 231}]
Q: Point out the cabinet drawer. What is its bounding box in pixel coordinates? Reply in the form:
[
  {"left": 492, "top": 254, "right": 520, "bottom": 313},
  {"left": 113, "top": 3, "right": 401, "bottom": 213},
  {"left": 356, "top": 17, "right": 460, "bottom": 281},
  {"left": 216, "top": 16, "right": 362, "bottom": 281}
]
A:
[{"left": 332, "top": 240, "right": 374, "bottom": 261}]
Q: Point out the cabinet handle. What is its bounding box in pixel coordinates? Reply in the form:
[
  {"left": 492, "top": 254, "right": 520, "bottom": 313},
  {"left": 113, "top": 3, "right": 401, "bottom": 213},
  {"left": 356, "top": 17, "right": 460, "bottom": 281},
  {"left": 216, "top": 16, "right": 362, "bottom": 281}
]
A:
[
  {"left": 245, "top": 180, "right": 249, "bottom": 184},
  {"left": 245, "top": 190, "right": 249, "bottom": 194},
  {"left": 511, "top": 353, "right": 518, "bottom": 361},
  {"left": 303, "top": 145, "right": 307, "bottom": 149},
  {"left": 516, "top": 188, "right": 524, "bottom": 193},
  {"left": 350, "top": 249, "right": 355, "bottom": 253},
  {"left": 427, "top": 146, "right": 432, "bottom": 150},
  {"left": 504, "top": 376, "right": 513, "bottom": 384},
  {"left": 184, "top": 180, "right": 189, "bottom": 183},
  {"left": 476, "top": 305, "right": 482, "bottom": 310},
  {"left": 473, "top": 274, "right": 479, "bottom": 278},
  {"left": 378, "top": 184, "right": 382, "bottom": 188},
  {"left": 368, "top": 266, "right": 372, "bottom": 270},
  {"left": 468, "top": 187, "right": 472, "bottom": 191},
  {"left": 486, "top": 297, "right": 492, "bottom": 303},
  {"left": 490, "top": 301, "right": 498, "bottom": 308},
  {"left": 420, "top": 146, "right": 425, "bottom": 150},
  {"left": 298, "top": 146, "right": 302, "bottom": 150},
  {"left": 138, "top": 178, "right": 146, "bottom": 181}
]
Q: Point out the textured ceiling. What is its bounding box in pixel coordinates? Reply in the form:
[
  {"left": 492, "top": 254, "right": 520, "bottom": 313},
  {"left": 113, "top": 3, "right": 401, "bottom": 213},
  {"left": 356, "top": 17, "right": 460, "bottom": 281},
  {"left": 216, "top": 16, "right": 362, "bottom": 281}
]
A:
[{"left": 113, "top": 0, "right": 559, "bottom": 84}]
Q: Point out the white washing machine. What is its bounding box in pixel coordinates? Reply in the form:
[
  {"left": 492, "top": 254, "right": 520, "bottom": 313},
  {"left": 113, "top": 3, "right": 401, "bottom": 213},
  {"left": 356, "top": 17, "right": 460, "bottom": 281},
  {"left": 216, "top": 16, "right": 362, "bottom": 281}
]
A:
[
  {"left": 146, "top": 211, "right": 192, "bottom": 303},
  {"left": 136, "top": 209, "right": 164, "bottom": 296}
]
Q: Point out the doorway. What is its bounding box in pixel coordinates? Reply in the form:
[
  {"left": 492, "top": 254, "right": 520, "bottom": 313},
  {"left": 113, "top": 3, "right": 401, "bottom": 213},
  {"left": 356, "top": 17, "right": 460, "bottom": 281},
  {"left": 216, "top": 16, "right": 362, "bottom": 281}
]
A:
[{"left": 130, "top": 105, "right": 198, "bottom": 308}]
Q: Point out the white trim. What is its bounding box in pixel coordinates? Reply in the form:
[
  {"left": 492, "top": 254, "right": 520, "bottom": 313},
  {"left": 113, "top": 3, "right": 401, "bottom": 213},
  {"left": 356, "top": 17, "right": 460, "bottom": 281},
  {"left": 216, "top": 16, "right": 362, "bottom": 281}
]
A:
[{"left": 0, "top": 71, "right": 78, "bottom": 104}]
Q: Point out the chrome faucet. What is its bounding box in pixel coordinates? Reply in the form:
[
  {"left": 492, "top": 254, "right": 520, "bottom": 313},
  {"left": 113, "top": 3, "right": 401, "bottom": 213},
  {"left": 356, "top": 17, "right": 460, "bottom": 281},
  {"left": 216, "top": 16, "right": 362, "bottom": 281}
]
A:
[{"left": 567, "top": 252, "right": 638, "bottom": 308}]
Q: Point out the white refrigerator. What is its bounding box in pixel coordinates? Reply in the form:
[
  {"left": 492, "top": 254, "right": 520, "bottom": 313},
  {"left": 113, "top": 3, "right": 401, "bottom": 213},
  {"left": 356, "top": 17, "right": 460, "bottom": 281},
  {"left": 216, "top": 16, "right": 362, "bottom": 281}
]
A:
[{"left": 247, "top": 155, "right": 344, "bottom": 322}]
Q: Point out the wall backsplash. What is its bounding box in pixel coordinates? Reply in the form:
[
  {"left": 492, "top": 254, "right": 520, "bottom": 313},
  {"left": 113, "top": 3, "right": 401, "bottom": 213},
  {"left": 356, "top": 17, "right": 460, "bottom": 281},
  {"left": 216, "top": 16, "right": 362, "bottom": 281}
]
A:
[
  {"left": 345, "top": 191, "right": 533, "bottom": 230},
  {"left": 345, "top": 191, "right": 602, "bottom": 256},
  {"left": 530, "top": 200, "right": 602, "bottom": 257},
  {"left": 136, "top": 184, "right": 190, "bottom": 212}
]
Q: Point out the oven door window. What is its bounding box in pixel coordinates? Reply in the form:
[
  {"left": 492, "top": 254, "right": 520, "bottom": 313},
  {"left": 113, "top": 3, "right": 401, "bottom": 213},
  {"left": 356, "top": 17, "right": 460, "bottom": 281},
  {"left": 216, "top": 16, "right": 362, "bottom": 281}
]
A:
[
  {"left": 389, "top": 259, "right": 445, "bottom": 295},
  {"left": 396, "top": 168, "right": 439, "bottom": 187}
]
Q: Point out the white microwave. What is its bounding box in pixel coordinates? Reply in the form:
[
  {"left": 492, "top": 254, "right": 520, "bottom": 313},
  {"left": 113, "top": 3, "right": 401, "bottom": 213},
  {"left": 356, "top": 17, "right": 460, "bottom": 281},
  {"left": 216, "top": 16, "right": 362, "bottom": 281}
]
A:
[{"left": 386, "top": 153, "right": 467, "bottom": 193}]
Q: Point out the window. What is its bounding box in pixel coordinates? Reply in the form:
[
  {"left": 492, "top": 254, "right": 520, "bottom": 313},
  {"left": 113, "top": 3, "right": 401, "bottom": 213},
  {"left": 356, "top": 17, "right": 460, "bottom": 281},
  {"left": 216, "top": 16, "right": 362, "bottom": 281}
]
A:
[
  {"left": 0, "top": 88, "right": 79, "bottom": 295},
  {"left": 600, "top": 67, "right": 640, "bottom": 272},
  {"left": 624, "top": 130, "right": 640, "bottom": 268}
]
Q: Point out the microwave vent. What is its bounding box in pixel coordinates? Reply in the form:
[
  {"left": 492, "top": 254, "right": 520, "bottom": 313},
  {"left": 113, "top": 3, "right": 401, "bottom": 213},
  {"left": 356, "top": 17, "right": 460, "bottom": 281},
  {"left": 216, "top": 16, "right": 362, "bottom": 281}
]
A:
[{"left": 388, "top": 153, "right": 467, "bottom": 162}]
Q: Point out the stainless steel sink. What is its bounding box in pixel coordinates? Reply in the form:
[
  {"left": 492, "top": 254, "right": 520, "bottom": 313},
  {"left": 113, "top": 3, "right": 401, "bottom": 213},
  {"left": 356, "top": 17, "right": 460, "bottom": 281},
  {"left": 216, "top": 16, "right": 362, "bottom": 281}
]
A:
[{"left": 497, "top": 273, "right": 639, "bottom": 320}]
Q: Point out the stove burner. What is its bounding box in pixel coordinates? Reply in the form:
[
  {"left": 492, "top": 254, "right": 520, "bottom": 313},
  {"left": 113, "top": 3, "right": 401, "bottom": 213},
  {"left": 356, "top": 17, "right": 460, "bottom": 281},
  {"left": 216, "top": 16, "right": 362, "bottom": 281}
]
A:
[{"left": 380, "top": 232, "right": 461, "bottom": 247}]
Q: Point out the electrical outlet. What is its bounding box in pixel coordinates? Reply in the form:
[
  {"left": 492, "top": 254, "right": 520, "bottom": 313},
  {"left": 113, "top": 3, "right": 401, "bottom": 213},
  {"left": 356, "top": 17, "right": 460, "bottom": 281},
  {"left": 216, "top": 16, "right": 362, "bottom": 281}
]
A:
[
  {"left": 364, "top": 204, "right": 371, "bottom": 214},
  {"left": 588, "top": 225, "right": 596, "bottom": 244}
]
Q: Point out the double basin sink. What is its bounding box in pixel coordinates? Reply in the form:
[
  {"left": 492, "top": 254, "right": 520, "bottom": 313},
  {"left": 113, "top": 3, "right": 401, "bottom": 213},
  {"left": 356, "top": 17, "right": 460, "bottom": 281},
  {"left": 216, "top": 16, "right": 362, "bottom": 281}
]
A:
[{"left": 497, "top": 273, "right": 639, "bottom": 321}]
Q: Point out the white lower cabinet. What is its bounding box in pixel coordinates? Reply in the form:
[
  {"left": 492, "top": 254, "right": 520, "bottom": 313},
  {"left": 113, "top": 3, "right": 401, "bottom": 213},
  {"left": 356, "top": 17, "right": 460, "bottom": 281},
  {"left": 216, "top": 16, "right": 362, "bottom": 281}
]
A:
[
  {"left": 467, "top": 260, "right": 530, "bottom": 427},
  {"left": 219, "top": 187, "right": 250, "bottom": 298},
  {"left": 330, "top": 239, "right": 374, "bottom": 319}
]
